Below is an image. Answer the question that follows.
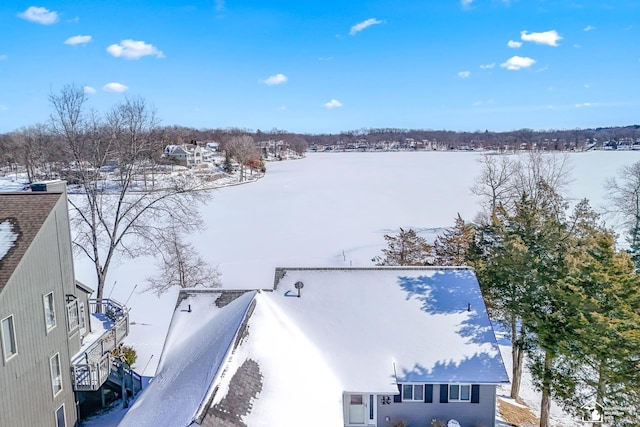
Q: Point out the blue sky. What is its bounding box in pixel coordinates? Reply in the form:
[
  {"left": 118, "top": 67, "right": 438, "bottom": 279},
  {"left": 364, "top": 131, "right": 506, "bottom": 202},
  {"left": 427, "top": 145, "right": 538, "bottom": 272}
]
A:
[{"left": 1, "top": 1, "right": 638, "bottom": 134}]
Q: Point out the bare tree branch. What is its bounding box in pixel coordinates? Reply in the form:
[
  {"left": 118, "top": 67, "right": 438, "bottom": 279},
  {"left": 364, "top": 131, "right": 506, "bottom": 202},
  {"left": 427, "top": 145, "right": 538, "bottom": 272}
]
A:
[{"left": 49, "top": 85, "right": 215, "bottom": 305}]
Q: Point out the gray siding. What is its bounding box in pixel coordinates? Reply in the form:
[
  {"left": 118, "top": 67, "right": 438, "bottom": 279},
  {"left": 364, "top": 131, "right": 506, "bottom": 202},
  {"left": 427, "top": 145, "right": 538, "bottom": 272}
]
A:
[
  {"left": 376, "top": 385, "right": 497, "bottom": 427},
  {"left": 0, "top": 197, "right": 78, "bottom": 427}
]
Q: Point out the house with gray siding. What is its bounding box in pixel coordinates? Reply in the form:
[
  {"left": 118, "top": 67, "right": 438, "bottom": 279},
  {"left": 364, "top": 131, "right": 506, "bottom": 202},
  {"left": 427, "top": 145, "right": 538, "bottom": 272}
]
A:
[
  {"left": 0, "top": 182, "right": 139, "bottom": 427},
  {"left": 119, "top": 267, "right": 509, "bottom": 427}
]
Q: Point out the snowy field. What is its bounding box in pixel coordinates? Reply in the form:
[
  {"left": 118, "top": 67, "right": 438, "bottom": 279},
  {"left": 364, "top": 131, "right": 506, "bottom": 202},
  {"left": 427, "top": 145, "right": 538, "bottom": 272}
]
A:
[{"left": 73, "top": 150, "right": 640, "bottom": 426}]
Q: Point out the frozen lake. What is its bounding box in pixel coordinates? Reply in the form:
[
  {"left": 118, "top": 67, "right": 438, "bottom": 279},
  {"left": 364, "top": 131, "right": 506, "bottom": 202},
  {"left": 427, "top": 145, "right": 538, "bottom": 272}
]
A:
[{"left": 73, "top": 150, "right": 640, "bottom": 377}]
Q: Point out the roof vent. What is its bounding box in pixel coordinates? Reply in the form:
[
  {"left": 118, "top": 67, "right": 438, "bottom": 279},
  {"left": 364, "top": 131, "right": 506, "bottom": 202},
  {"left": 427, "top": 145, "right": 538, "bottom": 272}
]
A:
[{"left": 294, "top": 281, "right": 304, "bottom": 298}]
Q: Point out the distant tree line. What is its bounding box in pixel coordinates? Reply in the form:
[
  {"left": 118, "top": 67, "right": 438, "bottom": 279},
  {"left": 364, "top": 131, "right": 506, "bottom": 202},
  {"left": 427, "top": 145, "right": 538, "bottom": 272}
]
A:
[{"left": 3, "top": 122, "right": 640, "bottom": 176}]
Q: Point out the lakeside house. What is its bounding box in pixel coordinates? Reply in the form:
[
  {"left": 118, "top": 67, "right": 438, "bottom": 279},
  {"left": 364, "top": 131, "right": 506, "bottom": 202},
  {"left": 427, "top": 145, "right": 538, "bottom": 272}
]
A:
[
  {"left": 0, "top": 181, "right": 140, "bottom": 427},
  {"left": 119, "top": 266, "right": 508, "bottom": 427}
]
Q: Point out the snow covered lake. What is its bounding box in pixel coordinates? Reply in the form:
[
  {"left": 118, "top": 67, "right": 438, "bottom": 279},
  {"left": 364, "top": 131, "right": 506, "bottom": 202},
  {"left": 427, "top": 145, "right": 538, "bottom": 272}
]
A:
[{"left": 73, "top": 150, "right": 640, "bottom": 382}]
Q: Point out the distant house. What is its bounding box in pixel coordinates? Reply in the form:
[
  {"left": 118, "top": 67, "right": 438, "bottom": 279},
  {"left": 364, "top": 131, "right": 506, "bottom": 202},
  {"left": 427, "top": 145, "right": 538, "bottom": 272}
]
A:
[
  {"left": 163, "top": 144, "right": 204, "bottom": 166},
  {"left": 0, "top": 181, "right": 140, "bottom": 427},
  {"left": 119, "top": 267, "right": 508, "bottom": 427}
]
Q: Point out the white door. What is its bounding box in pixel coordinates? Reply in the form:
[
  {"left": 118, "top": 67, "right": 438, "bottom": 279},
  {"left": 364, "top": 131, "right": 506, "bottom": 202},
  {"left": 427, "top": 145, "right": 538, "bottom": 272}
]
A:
[{"left": 348, "top": 394, "right": 366, "bottom": 424}]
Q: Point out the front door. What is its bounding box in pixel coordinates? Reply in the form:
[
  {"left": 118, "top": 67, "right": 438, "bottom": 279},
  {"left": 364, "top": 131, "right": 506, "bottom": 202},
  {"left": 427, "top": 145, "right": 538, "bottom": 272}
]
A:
[
  {"left": 348, "top": 394, "right": 366, "bottom": 424},
  {"left": 346, "top": 393, "right": 376, "bottom": 426}
]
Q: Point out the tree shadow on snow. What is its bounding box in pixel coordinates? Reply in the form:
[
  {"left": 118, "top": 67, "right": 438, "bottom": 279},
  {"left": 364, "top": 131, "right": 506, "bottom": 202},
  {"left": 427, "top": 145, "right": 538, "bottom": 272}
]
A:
[{"left": 395, "top": 270, "right": 508, "bottom": 383}]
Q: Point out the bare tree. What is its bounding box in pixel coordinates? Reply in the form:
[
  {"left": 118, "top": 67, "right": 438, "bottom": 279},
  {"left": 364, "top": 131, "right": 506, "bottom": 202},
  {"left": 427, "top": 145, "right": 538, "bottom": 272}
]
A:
[
  {"left": 510, "top": 151, "right": 573, "bottom": 206},
  {"left": 471, "top": 154, "right": 515, "bottom": 216},
  {"left": 49, "top": 84, "right": 213, "bottom": 306},
  {"left": 224, "top": 135, "right": 261, "bottom": 182},
  {"left": 604, "top": 161, "right": 640, "bottom": 268},
  {"left": 288, "top": 135, "right": 308, "bottom": 156},
  {"left": 473, "top": 152, "right": 572, "bottom": 221},
  {"left": 145, "top": 226, "right": 221, "bottom": 295}
]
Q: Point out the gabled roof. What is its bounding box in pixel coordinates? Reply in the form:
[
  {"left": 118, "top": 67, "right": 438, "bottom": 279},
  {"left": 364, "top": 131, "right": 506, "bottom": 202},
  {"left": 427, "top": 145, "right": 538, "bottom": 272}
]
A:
[
  {"left": 118, "top": 290, "right": 257, "bottom": 427},
  {"left": 0, "top": 192, "right": 62, "bottom": 294},
  {"left": 119, "top": 267, "right": 508, "bottom": 427}
]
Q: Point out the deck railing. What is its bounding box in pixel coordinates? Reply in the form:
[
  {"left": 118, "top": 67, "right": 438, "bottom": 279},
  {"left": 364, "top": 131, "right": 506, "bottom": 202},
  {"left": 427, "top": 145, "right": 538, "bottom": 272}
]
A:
[
  {"left": 72, "top": 353, "right": 111, "bottom": 392},
  {"left": 72, "top": 298, "right": 132, "bottom": 392}
]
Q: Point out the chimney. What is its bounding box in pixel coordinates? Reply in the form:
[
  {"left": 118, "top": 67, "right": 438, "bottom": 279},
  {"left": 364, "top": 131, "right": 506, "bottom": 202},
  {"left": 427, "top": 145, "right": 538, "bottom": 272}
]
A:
[{"left": 30, "top": 180, "right": 67, "bottom": 195}]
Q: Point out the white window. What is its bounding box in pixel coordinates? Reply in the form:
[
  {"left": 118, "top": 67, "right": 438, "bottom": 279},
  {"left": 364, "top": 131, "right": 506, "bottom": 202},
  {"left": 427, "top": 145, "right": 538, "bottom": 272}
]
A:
[
  {"left": 1, "top": 314, "right": 17, "bottom": 361},
  {"left": 449, "top": 384, "right": 471, "bottom": 402},
  {"left": 55, "top": 404, "right": 66, "bottom": 427},
  {"left": 78, "top": 302, "right": 86, "bottom": 334},
  {"left": 402, "top": 384, "right": 424, "bottom": 401},
  {"left": 50, "top": 353, "right": 63, "bottom": 396},
  {"left": 44, "top": 292, "right": 56, "bottom": 332},
  {"left": 66, "top": 300, "right": 79, "bottom": 333}
]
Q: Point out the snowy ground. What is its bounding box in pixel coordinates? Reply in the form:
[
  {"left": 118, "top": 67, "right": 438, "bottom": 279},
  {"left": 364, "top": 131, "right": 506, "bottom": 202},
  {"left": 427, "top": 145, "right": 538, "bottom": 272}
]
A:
[{"left": 18, "top": 150, "right": 640, "bottom": 426}]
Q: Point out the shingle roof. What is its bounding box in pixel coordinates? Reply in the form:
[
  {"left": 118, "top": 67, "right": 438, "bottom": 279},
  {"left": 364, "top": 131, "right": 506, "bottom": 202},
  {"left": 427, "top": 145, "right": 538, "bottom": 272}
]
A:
[
  {"left": 0, "top": 192, "right": 62, "bottom": 294},
  {"left": 119, "top": 267, "right": 509, "bottom": 427}
]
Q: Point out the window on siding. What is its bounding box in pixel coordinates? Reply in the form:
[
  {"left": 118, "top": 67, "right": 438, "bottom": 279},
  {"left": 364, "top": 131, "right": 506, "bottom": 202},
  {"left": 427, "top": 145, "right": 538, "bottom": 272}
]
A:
[
  {"left": 449, "top": 384, "right": 471, "bottom": 402},
  {"left": 66, "top": 300, "right": 79, "bottom": 333},
  {"left": 402, "top": 384, "right": 424, "bottom": 401},
  {"left": 1, "top": 315, "right": 17, "bottom": 361},
  {"left": 50, "top": 353, "right": 63, "bottom": 396},
  {"left": 78, "top": 302, "right": 86, "bottom": 334},
  {"left": 350, "top": 394, "right": 363, "bottom": 405},
  {"left": 55, "top": 404, "right": 66, "bottom": 427},
  {"left": 44, "top": 292, "right": 56, "bottom": 332}
]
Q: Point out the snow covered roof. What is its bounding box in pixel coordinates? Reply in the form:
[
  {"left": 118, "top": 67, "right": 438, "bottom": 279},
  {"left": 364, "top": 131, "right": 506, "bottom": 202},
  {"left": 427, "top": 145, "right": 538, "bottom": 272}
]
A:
[
  {"left": 118, "top": 290, "right": 257, "bottom": 427},
  {"left": 119, "top": 267, "right": 508, "bottom": 427},
  {"left": 0, "top": 193, "right": 62, "bottom": 293},
  {"left": 268, "top": 267, "right": 508, "bottom": 386}
]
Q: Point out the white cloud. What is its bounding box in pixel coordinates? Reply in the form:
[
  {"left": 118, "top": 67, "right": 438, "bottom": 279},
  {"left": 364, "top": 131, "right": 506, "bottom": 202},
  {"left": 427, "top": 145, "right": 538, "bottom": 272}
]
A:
[
  {"left": 507, "top": 40, "right": 522, "bottom": 48},
  {"left": 18, "top": 6, "right": 58, "bottom": 25},
  {"left": 107, "top": 40, "right": 165, "bottom": 59},
  {"left": 103, "top": 82, "right": 128, "bottom": 93},
  {"left": 64, "top": 35, "right": 92, "bottom": 46},
  {"left": 520, "top": 30, "right": 562, "bottom": 46},
  {"left": 261, "top": 73, "right": 288, "bottom": 85},
  {"left": 473, "top": 99, "right": 494, "bottom": 106},
  {"left": 461, "top": 0, "right": 474, "bottom": 6},
  {"left": 458, "top": 71, "right": 471, "bottom": 78},
  {"left": 0, "top": 105, "right": 7, "bottom": 112},
  {"left": 83, "top": 86, "right": 96, "bottom": 94},
  {"left": 323, "top": 99, "right": 343, "bottom": 109},
  {"left": 0, "top": 55, "right": 7, "bottom": 61},
  {"left": 349, "top": 18, "right": 383, "bottom": 35},
  {"left": 500, "top": 56, "right": 536, "bottom": 70},
  {"left": 584, "top": 25, "right": 595, "bottom": 32},
  {"left": 480, "top": 63, "right": 495, "bottom": 69},
  {"left": 575, "top": 102, "right": 593, "bottom": 108}
]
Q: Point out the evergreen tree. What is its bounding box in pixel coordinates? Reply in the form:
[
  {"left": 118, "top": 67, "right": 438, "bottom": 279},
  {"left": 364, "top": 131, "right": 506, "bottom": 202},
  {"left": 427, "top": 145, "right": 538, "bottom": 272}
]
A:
[
  {"left": 552, "top": 205, "right": 640, "bottom": 422},
  {"left": 223, "top": 151, "right": 233, "bottom": 173},
  {"left": 626, "top": 223, "right": 640, "bottom": 271},
  {"left": 377, "top": 228, "right": 433, "bottom": 266},
  {"left": 473, "top": 188, "right": 567, "bottom": 403},
  {"left": 433, "top": 213, "right": 475, "bottom": 266}
]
